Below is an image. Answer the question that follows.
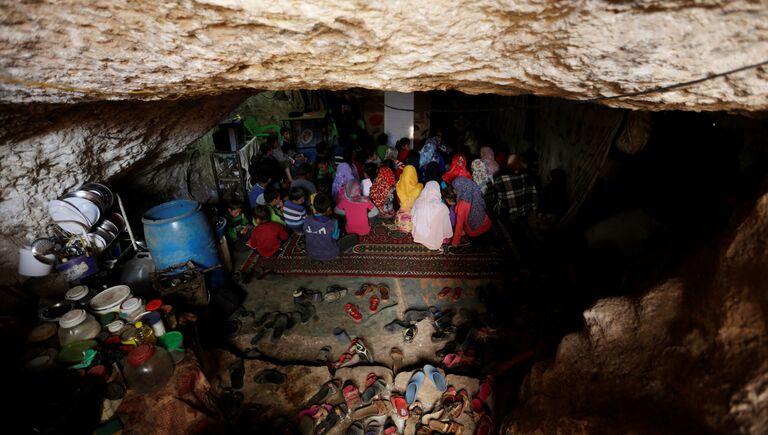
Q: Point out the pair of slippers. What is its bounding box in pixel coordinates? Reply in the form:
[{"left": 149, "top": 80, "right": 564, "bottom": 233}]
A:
[
  {"left": 405, "top": 364, "right": 448, "bottom": 404},
  {"left": 355, "top": 282, "right": 390, "bottom": 301}
]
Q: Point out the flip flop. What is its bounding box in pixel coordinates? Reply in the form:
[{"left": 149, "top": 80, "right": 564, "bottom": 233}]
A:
[
  {"left": 343, "top": 381, "right": 363, "bottom": 410},
  {"left": 383, "top": 417, "right": 397, "bottom": 434},
  {"left": 305, "top": 379, "right": 341, "bottom": 407},
  {"left": 346, "top": 421, "right": 365, "bottom": 435},
  {"left": 404, "top": 370, "right": 425, "bottom": 405},
  {"left": 271, "top": 313, "right": 289, "bottom": 341},
  {"left": 423, "top": 364, "right": 447, "bottom": 392},
  {"left": 355, "top": 283, "right": 376, "bottom": 298},
  {"left": 324, "top": 285, "right": 348, "bottom": 303},
  {"left": 437, "top": 286, "right": 452, "bottom": 299},
  {"left": 315, "top": 403, "right": 348, "bottom": 435},
  {"left": 391, "top": 394, "right": 409, "bottom": 419},
  {"left": 364, "top": 420, "right": 381, "bottom": 435},
  {"left": 377, "top": 283, "right": 390, "bottom": 301},
  {"left": 361, "top": 375, "right": 386, "bottom": 404},
  {"left": 390, "top": 347, "right": 404, "bottom": 374},
  {"left": 369, "top": 295, "right": 380, "bottom": 314},
  {"left": 451, "top": 287, "right": 463, "bottom": 302},
  {"left": 345, "top": 303, "right": 363, "bottom": 323}
]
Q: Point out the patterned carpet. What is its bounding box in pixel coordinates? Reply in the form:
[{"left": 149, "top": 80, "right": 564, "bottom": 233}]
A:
[{"left": 241, "top": 222, "right": 515, "bottom": 278}]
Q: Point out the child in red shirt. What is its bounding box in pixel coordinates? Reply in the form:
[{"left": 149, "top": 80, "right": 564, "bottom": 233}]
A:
[{"left": 247, "top": 205, "right": 288, "bottom": 257}]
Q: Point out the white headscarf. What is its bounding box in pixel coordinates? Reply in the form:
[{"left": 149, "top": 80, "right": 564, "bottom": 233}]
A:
[{"left": 411, "top": 181, "right": 453, "bottom": 250}]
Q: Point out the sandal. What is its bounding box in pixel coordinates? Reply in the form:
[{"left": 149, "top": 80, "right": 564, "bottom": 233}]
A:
[
  {"left": 355, "top": 283, "right": 376, "bottom": 298},
  {"left": 346, "top": 421, "right": 365, "bottom": 435},
  {"left": 404, "top": 402, "right": 423, "bottom": 435},
  {"left": 364, "top": 420, "right": 381, "bottom": 435},
  {"left": 377, "top": 283, "right": 390, "bottom": 301},
  {"left": 437, "top": 287, "right": 452, "bottom": 299},
  {"left": 427, "top": 419, "right": 463, "bottom": 434},
  {"left": 390, "top": 347, "right": 404, "bottom": 375},
  {"left": 345, "top": 303, "right": 363, "bottom": 323},
  {"left": 360, "top": 373, "right": 387, "bottom": 404},
  {"left": 351, "top": 399, "right": 392, "bottom": 420},
  {"left": 343, "top": 381, "right": 363, "bottom": 409},
  {"left": 369, "top": 295, "right": 380, "bottom": 314},
  {"left": 404, "top": 325, "right": 417, "bottom": 343},
  {"left": 391, "top": 394, "right": 409, "bottom": 419},
  {"left": 324, "top": 285, "right": 348, "bottom": 303},
  {"left": 305, "top": 379, "right": 341, "bottom": 407}
]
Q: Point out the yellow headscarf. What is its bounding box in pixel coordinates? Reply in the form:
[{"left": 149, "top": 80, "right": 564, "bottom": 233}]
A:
[{"left": 396, "top": 165, "right": 423, "bottom": 211}]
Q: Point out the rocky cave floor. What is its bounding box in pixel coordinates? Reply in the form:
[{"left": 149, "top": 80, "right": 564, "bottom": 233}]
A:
[{"left": 196, "top": 249, "right": 546, "bottom": 434}]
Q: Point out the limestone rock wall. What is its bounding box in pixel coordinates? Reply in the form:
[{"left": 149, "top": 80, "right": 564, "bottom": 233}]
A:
[
  {"left": 504, "top": 193, "right": 768, "bottom": 434},
  {"left": 0, "top": 93, "right": 247, "bottom": 282},
  {"left": 1, "top": 0, "right": 767, "bottom": 111}
]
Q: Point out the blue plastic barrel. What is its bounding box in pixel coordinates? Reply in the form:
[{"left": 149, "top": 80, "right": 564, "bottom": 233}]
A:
[{"left": 142, "top": 200, "right": 223, "bottom": 288}]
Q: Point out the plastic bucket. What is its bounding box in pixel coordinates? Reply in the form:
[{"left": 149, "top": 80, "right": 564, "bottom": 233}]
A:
[
  {"left": 18, "top": 246, "right": 55, "bottom": 277},
  {"left": 142, "top": 200, "right": 223, "bottom": 288}
]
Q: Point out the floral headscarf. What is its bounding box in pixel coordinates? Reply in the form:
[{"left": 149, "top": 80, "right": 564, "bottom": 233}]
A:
[
  {"left": 472, "top": 159, "right": 493, "bottom": 195},
  {"left": 396, "top": 165, "right": 424, "bottom": 211},
  {"left": 369, "top": 166, "right": 396, "bottom": 210},
  {"left": 442, "top": 154, "right": 471, "bottom": 183},
  {"left": 480, "top": 147, "right": 500, "bottom": 176},
  {"left": 452, "top": 176, "right": 486, "bottom": 230},
  {"left": 332, "top": 163, "right": 357, "bottom": 199}
]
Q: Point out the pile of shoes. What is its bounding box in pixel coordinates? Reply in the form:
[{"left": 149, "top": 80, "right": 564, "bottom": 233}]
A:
[{"left": 428, "top": 306, "right": 456, "bottom": 342}]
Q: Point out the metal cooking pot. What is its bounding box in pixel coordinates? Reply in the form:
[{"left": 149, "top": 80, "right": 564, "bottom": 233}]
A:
[
  {"left": 79, "top": 183, "right": 114, "bottom": 210},
  {"left": 62, "top": 190, "right": 107, "bottom": 215},
  {"left": 97, "top": 219, "right": 119, "bottom": 236}
]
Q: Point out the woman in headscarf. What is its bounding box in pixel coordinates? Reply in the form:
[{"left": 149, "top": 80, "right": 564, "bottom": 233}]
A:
[
  {"left": 451, "top": 176, "right": 492, "bottom": 246},
  {"left": 442, "top": 153, "right": 471, "bottom": 184},
  {"left": 480, "top": 146, "right": 500, "bottom": 176},
  {"left": 369, "top": 166, "right": 397, "bottom": 219},
  {"left": 334, "top": 180, "right": 377, "bottom": 236},
  {"left": 471, "top": 159, "right": 493, "bottom": 195},
  {"left": 411, "top": 181, "right": 453, "bottom": 251},
  {"left": 396, "top": 165, "right": 424, "bottom": 212},
  {"left": 332, "top": 163, "right": 357, "bottom": 200},
  {"left": 419, "top": 139, "right": 438, "bottom": 169}
]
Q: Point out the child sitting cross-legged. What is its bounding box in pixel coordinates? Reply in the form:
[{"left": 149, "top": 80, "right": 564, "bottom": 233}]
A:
[
  {"left": 303, "top": 193, "right": 358, "bottom": 261},
  {"left": 247, "top": 205, "right": 289, "bottom": 257},
  {"left": 283, "top": 187, "right": 308, "bottom": 234}
]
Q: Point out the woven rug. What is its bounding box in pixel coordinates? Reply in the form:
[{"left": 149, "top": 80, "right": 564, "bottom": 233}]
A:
[{"left": 240, "top": 222, "right": 515, "bottom": 278}]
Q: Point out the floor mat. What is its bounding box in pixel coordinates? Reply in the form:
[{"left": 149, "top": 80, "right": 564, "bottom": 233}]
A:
[{"left": 241, "top": 223, "right": 514, "bottom": 278}]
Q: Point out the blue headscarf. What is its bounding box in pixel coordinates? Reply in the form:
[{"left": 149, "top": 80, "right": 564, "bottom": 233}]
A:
[
  {"left": 452, "top": 176, "right": 486, "bottom": 230},
  {"left": 419, "top": 139, "right": 438, "bottom": 169}
]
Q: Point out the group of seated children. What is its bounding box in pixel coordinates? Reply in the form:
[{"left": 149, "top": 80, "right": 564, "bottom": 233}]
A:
[{"left": 228, "top": 132, "right": 544, "bottom": 261}]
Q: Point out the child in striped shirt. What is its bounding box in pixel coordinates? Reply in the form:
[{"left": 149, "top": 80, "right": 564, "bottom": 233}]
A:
[{"left": 283, "top": 187, "right": 308, "bottom": 234}]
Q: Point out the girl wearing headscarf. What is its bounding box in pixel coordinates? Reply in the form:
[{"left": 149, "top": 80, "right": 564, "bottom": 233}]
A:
[
  {"left": 419, "top": 139, "right": 438, "bottom": 169},
  {"left": 411, "top": 181, "right": 453, "bottom": 251},
  {"left": 369, "top": 166, "right": 397, "bottom": 219},
  {"left": 471, "top": 159, "right": 493, "bottom": 195},
  {"left": 451, "top": 176, "right": 492, "bottom": 246},
  {"left": 442, "top": 154, "right": 471, "bottom": 183},
  {"left": 334, "top": 180, "right": 377, "bottom": 236},
  {"left": 480, "top": 146, "right": 500, "bottom": 176},
  {"left": 396, "top": 165, "right": 424, "bottom": 212},
  {"left": 332, "top": 163, "right": 357, "bottom": 200}
]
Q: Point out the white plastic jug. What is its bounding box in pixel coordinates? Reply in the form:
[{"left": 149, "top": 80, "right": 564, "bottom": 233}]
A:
[{"left": 18, "top": 246, "right": 55, "bottom": 277}]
